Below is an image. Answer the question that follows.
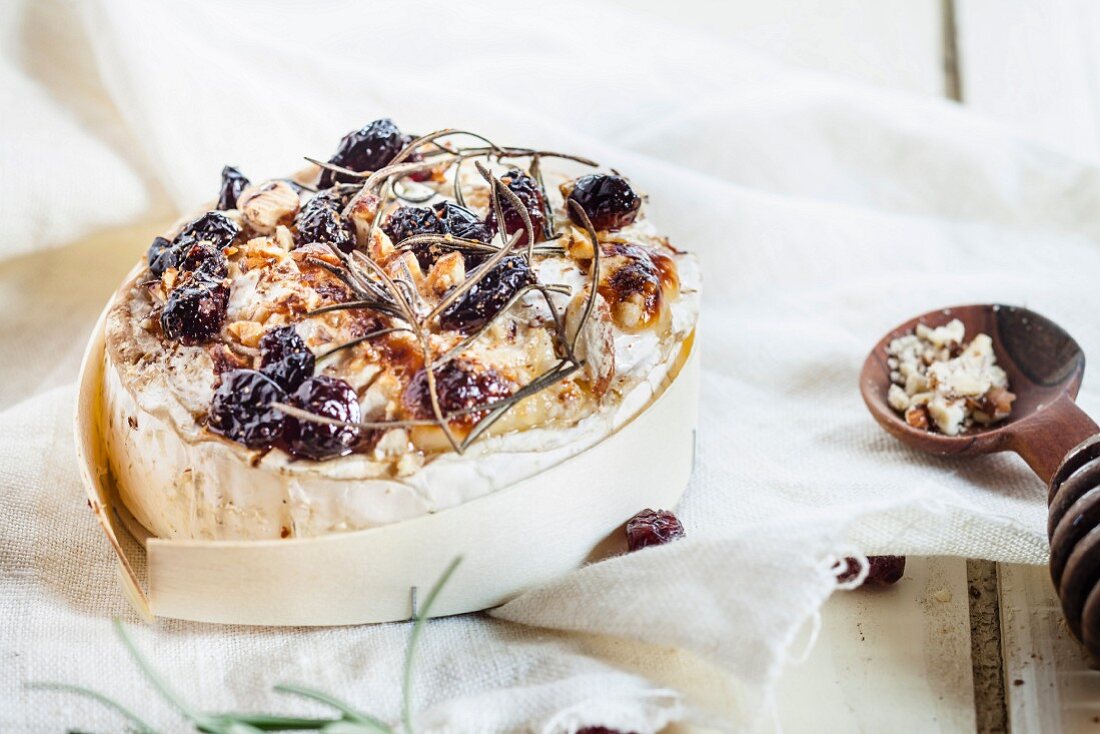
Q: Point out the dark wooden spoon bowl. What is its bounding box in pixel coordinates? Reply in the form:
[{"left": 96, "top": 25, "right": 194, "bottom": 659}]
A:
[{"left": 861, "top": 304, "right": 1100, "bottom": 662}]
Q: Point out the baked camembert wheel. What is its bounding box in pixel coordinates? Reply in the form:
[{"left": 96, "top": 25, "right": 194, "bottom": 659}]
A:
[{"left": 104, "top": 120, "right": 699, "bottom": 540}]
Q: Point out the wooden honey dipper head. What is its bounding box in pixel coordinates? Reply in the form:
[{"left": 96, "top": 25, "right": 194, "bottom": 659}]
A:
[{"left": 861, "top": 304, "right": 1100, "bottom": 662}]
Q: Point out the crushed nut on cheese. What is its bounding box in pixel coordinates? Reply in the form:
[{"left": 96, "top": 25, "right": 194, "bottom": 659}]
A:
[{"left": 885, "top": 318, "right": 1016, "bottom": 436}]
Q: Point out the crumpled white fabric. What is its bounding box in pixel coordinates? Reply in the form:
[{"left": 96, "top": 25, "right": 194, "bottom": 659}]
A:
[{"left": 3, "top": 0, "right": 1099, "bottom": 732}]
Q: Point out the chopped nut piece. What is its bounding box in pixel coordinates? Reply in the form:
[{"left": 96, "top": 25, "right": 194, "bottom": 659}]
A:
[
  {"left": 347, "top": 193, "right": 381, "bottom": 247},
  {"left": 238, "top": 180, "right": 300, "bottom": 235},
  {"left": 565, "top": 289, "right": 615, "bottom": 397},
  {"left": 564, "top": 225, "right": 595, "bottom": 260},
  {"left": 915, "top": 319, "right": 964, "bottom": 348},
  {"left": 162, "top": 268, "right": 178, "bottom": 291},
  {"left": 426, "top": 251, "right": 466, "bottom": 295},
  {"left": 227, "top": 320, "right": 265, "bottom": 347},
  {"left": 886, "top": 318, "right": 1015, "bottom": 435},
  {"left": 905, "top": 404, "right": 930, "bottom": 430},
  {"left": 273, "top": 225, "right": 295, "bottom": 252},
  {"left": 904, "top": 373, "right": 929, "bottom": 395},
  {"left": 240, "top": 236, "right": 292, "bottom": 271},
  {"left": 387, "top": 251, "right": 423, "bottom": 283},
  {"left": 887, "top": 384, "right": 910, "bottom": 412},
  {"left": 368, "top": 228, "right": 396, "bottom": 264}
]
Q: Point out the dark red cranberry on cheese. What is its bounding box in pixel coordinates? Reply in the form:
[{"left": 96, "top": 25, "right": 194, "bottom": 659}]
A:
[
  {"left": 485, "top": 168, "right": 547, "bottom": 247},
  {"left": 318, "top": 118, "right": 411, "bottom": 188},
  {"left": 259, "top": 326, "right": 315, "bottom": 392},
  {"left": 402, "top": 360, "right": 514, "bottom": 424},
  {"left": 160, "top": 279, "right": 229, "bottom": 345},
  {"left": 217, "top": 165, "right": 250, "bottom": 211},
  {"left": 174, "top": 211, "right": 241, "bottom": 251},
  {"left": 284, "top": 375, "right": 362, "bottom": 460},
  {"left": 383, "top": 202, "right": 494, "bottom": 268},
  {"left": 438, "top": 255, "right": 532, "bottom": 333},
  {"left": 177, "top": 240, "right": 228, "bottom": 282},
  {"left": 147, "top": 236, "right": 177, "bottom": 277},
  {"left": 567, "top": 174, "right": 641, "bottom": 231},
  {"left": 208, "top": 369, "right": 287, "bottom": 449},
  {"left": 295, "top": 189, "right": 355, "bottom": 252}
]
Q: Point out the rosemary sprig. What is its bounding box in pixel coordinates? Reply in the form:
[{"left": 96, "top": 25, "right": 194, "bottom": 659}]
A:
[
  {"left": 403, "top": 557, "right": 462, "bottom": 733},
  {"left": 316, "top": 326, "right": 414, "bottom": 361},
  {"left": 304, "top": 158, "right": 370, "bottom": 181},
  {"left": 27, "top": 620, "right": 343, "bottom": 733},
  {"left": 475, "top": 161, "right": 536, "bottom": 262},
  {"left": 351, "top": 247, "right": 463, "bottom": 453},
  {"left": 529, "top": 154, "right": 557, "bottom": 240},
  {"left": 394, "top": 234, "right": 565, "bottom": 258},
  {"left": 393, "top": 233, "right": 497, "bottom": 254},
  {"left": 307, "top": 300, "right": 397, "bottom": 318},
  {"left": 273, "top": 685, "right": 390, "bottom": 733},
  {"left": 424, "top": 230, "right": 522, "bottom": 323},
  {"left": 284, "top": 128, "right": 606, "bottom": 456},
  {"left": 458, "top": 360, "right": 582, "bottom": 452},
  {"left": 24, "top": 682, "right": 158, "bottom": 734},
  {"left": 30, "top": 559, "right": 464, "bottom": 734},
  {"left": 270, "top": 401, "right": 438, "bottom": 431},
  {"left": 113, "top": 619, "right": 205, "bottom": 724},
  {"left": 434, "top": 282, "right": 570, "bottom": 365},
  {"left": 566, "top": 200, "right": 602, "bottom": 358},
  {"left": 451, "top": 145, "right": 598, "bottom": 168}
]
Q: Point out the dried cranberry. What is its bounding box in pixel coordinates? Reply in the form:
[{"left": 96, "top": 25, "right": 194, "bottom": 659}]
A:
[
  {"left": 625, "top": 509, "right": 685, "bottom": 552},
  {"left": 217, "top": 165, "right": 250, "bottom": 210},
  {"left": 295, "top": 189, "right": 355, "bottom": 252},
  {"left": 147, "top": 236, "right": 177, "bottom": 277},
  {"left": 160, "top": 279, "right": 229, "bottom": 345},
  {"left": 284, "top": 375, "right": 361, "bottom": 460},
  {"left": 318, "top": 118, "right": 410, "bottom": 188},
  {"left": 208, "top": 369, "right": 287, "bottom": 449},
  {"left": 149, "top": 210, "right": 240, "bottom": 277},
  {"left": 174, "top": 211, "right": 240, "bottom": 251},
  {"left": 438, "top": 255, "right": 532, "bottom": 333},
  {"left": 837, "top": 556, "right": 906, "bottom": 586},
  {"left": 382, "top": 206, "right": 444, "bottom": 246},
  {"left": 403, "top": 360, "right": 514, "bottom": 421},
  {"left": 567, "top": 174, "right": 641, "bottom": 231},
  {"left": 259, "top": 325, "right": 315, "bottom": 391},
  {"left": 485, "top": 168, "right": 547, "bottom": 246},
  {"left": 177, "top": 241, "right": 228, "bottom": 281},
  {"left": 435, "top": 201, "right": 493, "bottom": 244},
  {"left": 384, "top": 202, "right": 493, "bottom": 268}
]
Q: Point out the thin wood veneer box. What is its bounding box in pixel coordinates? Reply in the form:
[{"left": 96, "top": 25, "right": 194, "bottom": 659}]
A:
[{"left": 76, "top": 298, "right": 699, "bottom": 626}]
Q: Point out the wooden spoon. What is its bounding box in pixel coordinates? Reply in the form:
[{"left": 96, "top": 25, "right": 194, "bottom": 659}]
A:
[{"left": 860, "top": 304, "right": 1100, "bottom": 661}]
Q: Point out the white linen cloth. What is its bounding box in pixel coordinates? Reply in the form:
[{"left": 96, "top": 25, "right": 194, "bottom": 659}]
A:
[{"left": 3, "top": 1, "right": 1099, "bottom": 731}]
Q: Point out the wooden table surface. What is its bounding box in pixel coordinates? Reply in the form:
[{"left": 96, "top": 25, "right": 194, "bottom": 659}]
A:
[{"left": 606, "top": 1, "right": 1100, "bottom": 732}]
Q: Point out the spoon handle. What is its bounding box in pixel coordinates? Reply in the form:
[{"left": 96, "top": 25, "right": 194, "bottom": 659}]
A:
[
  {"left": 1032, "top": 397, "right": 1100, "bottom": 663},
  {"left": 1007, "top": 393, "right": 1099, "bottom": 484}
]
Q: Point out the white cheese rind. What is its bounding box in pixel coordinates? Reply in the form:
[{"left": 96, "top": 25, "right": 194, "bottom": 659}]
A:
[{"left": 103, "top": 255, "right": 699, "bottom": 540}]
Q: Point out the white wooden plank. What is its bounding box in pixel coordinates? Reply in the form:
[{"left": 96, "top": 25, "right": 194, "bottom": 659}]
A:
[
  {"left": 998, "top": 564, "right": 1100, "bottom": 733},
  {"left": 956, "top": 0, "right": 1100, "bottom": 160},
  {"left": 775, "top": 557, "right": 977, "bottom": 733},
  {"left": 956, "top": 2, "right": 1100, "bottom": 729},
  {"left": 604, "top": 0, "right": 946, "bottom": 97}
]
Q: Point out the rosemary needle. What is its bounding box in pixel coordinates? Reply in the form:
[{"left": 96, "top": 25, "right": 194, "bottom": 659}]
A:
[
  {"left": 403, "top": 556, "right": 462, "bottom": 734},
  {"left": 25, "top": 681, "right": 159, "bottom": 734}
]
